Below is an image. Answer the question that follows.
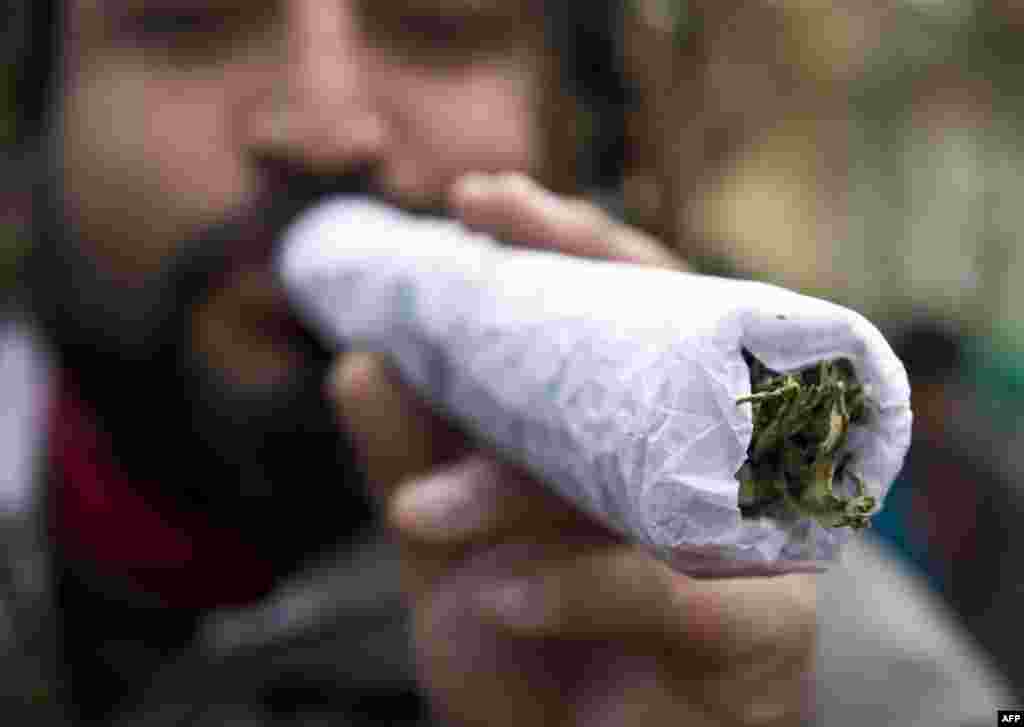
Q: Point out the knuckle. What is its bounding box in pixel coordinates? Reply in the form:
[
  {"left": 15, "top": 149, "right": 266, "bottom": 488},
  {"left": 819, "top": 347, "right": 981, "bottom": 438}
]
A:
[
  {"left": 329, "top": 351, "right": 386, "bottom": 403},
  {"left": 567, "top": 197, "right": 611, "bottom": 231},
  {"left": 331, "top": 352, "right": 387, "bottom": 393},
  {"left": 456, "top": 455, "right": 507, "bottom": 496},
  {"left": 496, "top": 171, "right": 534, "bottom": 199}
]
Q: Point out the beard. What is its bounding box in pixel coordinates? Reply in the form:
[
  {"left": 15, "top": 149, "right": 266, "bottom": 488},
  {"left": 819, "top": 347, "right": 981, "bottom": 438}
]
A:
[{"left": 25, "top": 165, "right": 379, "bottom": 572}]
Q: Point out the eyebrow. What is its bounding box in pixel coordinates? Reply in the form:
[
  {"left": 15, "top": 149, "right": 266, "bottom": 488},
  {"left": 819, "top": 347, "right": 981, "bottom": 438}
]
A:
[
  {"left": 92, "top": 0, "right": 522, "bottom": 17},
  {"left": 93, "top": 0, "right": 255, "bottom": 12},
  {"left": 405, "top": 0, "right": 503, "bottom": 10},
  {"left": 382, "top": 0, "right": 517, "bottom": 17}
]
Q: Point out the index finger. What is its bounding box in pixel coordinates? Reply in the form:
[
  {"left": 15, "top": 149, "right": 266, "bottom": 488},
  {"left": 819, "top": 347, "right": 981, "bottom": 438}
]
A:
[
  {"left": 328, "top": 350, "right": 467, "bottom": 502},
  {"left": 450, "top": 173, "right": 686, "bottom": 270},
  {"left": 474, "top": 547, "right": 816, "bottom": 662}
]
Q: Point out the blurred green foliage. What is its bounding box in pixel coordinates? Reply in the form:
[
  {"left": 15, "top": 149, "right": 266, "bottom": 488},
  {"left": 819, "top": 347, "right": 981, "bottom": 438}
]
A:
[{"left": 843, "top": 1, "right": 1024, "bottom": 346}]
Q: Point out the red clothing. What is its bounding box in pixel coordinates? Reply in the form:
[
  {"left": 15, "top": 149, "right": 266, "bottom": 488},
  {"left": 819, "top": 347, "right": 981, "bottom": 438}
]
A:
[{"left": 49, "top": 373, "right": 276, "bottom": 609}]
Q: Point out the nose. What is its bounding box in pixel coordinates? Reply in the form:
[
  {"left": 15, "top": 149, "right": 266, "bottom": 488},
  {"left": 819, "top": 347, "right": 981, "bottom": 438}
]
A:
[{"left": 244, "top": 0, "right": 387, "bottom": 176}]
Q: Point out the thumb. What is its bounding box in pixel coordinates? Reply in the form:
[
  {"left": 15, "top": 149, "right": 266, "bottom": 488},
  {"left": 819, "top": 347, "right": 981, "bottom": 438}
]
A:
[
  {"left": 327, "top": 351, "right": 467, "bottom": 502},
  {"left": 686, "top": 572, "right": 817, "bottom": 661}
]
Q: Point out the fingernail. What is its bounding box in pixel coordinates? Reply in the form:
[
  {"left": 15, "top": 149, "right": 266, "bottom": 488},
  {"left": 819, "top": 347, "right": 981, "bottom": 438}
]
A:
[
  {"left": 392, "top": 473, "right": 488, "bottom": 542},
  {"left": 475, "top": 579, "right": 551, "bottom": 630}
]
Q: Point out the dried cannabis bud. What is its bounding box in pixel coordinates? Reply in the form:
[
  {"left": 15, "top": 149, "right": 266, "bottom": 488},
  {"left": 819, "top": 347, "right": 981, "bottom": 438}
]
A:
[{"left": 735, "top": 350, "right": 877, "bottom": 530}]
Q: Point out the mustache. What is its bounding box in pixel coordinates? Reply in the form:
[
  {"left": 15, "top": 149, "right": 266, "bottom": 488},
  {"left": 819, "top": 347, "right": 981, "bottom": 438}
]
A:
[
  {"left": 26, "top": 164, "right": 376, "bottom": 536},
  {"left": 26, "top": 165, "right": 380, "bottom": 368},
  {"left": 171, "top": 163, "right": 453, "bottom": 311},
  {"left": 175, "top": 165, "right": 378, "bottom": 305}
]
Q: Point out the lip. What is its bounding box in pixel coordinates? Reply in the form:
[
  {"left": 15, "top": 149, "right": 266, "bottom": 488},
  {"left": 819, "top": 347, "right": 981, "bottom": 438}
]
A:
[
  {"left": 258, "top": 298, "right": 311, "bottom": 342},
  {"left": 228, "top": 257, "right": 316, "bottom": 337},
  {"left": 190, "top": 261, "right": 322, "bottom": 388},
  {"left": 186, "top": 196, "right": 328, "bottom": 386},
  {"left": 191, "top": 190, "right": 313, "bottom": 328},
  {"left": 194, "top": 206, "right": 283, "bottom": 298}
]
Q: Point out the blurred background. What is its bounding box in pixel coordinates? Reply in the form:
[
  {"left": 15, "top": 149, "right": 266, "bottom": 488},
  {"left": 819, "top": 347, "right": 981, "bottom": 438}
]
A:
[
  {"left": 3, "top": 0, "right": 1023, "bottom": 702},
  {"left": 1, "top": 38, "right": 23, "bottom": 297},
  {"left": 620, "top": 0, "right": 1024, "bottom": 698}
]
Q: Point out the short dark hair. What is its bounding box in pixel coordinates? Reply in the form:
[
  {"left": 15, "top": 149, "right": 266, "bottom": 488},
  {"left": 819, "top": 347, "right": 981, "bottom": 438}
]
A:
[
  {"left": 546, "top": 0, "right": 631, "bottom": 189},
  {"left": 5, "top": 0, "right": 58, "bottom": 144}
]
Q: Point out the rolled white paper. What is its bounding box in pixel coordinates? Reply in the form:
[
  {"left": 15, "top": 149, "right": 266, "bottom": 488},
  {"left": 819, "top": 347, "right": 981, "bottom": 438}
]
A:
[{"left": 278, "top": 198, "right": 912, "bottom": 576}]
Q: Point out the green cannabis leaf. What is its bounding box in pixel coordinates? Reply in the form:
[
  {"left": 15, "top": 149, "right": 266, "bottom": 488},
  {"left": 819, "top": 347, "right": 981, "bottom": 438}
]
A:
[{"left": 736, "top": 350, "right": 877, "bottom": 530}]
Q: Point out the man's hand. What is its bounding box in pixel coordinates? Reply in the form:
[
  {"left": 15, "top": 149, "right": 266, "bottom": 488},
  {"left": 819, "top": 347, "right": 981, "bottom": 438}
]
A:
[{"left": 328, "top": 174, "right": 815, "bottom": 726}]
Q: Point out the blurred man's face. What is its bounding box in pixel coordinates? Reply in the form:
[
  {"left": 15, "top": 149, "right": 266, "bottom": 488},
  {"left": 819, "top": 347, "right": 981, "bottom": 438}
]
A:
[{"left": 61, "top": 0, "right": 548, "bottom": 387}]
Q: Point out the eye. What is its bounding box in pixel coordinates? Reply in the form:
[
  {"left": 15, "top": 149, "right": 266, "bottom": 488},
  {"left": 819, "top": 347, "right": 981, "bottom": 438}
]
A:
[
  {"left": 113, "top": 3, "right": 280, "bottom": 65},
  {"left": 121, "top": 8, "right": 231, "bottom": 47},
  {"left": 397, "top": 13, "right": 467, "bottom": 48},
  {"left": 358, "top": 4, "right": 500, "bottom": 66}
]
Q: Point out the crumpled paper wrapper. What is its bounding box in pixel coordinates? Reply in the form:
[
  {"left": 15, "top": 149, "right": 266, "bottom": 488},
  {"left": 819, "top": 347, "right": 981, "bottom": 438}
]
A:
[{"left": 278, "top": 198, "right": 912, "bottom": 576}]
